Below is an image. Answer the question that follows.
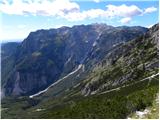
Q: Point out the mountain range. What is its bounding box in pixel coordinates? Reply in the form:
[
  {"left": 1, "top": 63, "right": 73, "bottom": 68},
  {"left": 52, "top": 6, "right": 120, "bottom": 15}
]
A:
[{"left": 1, "top": 23, "right": 159, "bottom": 119}]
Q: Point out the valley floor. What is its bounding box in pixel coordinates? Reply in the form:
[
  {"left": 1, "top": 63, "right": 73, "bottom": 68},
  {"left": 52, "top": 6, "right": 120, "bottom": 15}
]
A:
[{"left": 1, "top": 73, "right": 159, "bottom": 119}]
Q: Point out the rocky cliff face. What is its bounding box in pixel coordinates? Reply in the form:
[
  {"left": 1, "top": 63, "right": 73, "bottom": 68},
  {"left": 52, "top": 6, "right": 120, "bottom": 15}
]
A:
[{"left": 2, "top": 23, "right": 148, "bottom": 97}]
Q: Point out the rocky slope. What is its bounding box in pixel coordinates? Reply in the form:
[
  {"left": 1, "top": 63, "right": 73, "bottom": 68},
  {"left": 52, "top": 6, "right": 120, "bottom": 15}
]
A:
[
  {"left": 2, "top": 23, "right": 148, "bottom": 97},
  {"left": 80, "top": 23, "right": 159, "bottom": 96}
]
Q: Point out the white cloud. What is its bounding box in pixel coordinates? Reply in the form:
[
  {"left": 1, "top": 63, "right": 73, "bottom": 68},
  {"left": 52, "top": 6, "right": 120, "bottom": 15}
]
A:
[
  {"left": 144, "top": 6, "right": 157, "bottom": 14},
  {"left": 0, "top": 0, "right": 79, "bottom": 16},
  {"left": 63, "top": 4, "right": 143, "bottom": 22},
  {"left": 0, "top": 1, "right": 157, "bottom": 22},
  {"left": 120, "top": 17, "right": 132, "bottom": 24},
  {"left": 93, "top": 0, "right": 100, "bottom": 3},
  {"left": 106, "top": 4, "right": 142, "bottom": 18},
  {"left": 62, "top": 9, "right": 107, "bottom": 21}
]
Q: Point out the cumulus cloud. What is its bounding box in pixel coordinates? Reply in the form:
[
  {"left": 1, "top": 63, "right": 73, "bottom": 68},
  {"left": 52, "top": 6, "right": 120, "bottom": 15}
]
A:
[
  {"left": 62, "top": 9, "right": 107, "bottom": 21},
  {"left": 0, "top": 0, "right": 79, "bottom": 16},
  {"left": 106, "top": 4, "right": 142, "bottom": 17},
  {"left": 120, "top": 17, "right": 132, "bottom": 24},
  {"left": 144, "top": 6, "right": 157, "bottom": 14},
  {"left": 63, "top": 4, "right": 143, "bottom": 22},
  {"left": 0, "top": 0, "right": 157, "bottom": 23}
]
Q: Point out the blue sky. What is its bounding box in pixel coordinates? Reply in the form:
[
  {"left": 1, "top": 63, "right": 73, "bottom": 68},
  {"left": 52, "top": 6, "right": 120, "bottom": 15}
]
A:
[{"left": 0, "top": 0, "right": 159, "bottom": 41}]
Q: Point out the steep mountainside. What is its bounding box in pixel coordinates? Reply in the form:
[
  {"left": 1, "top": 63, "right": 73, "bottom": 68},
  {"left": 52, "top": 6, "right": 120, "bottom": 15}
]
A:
[
  {"left": 1, "top": 42, "right": 20, "bottom": 85},
  {"left": 1, "top": 23, "right": 158, "bottom": 119},
  {"left": 35, "top": 24, "right": 158, "bottom": 99},
  {"left": 81, "top": 23, "right": 158, "bottom": 96},
  {"left": 1, "top": 42, "right": 20, "bottom": 58},
  {"left": 2, "top": 23, "right": 148, "bottom": 97}
]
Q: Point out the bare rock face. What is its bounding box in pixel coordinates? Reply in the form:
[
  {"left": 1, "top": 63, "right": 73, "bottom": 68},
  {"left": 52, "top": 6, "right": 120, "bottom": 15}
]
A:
[
  {"left": 12, "top": 72, "right": 23, "bottom": 95},
  {"left": 149, "top": 23, "right": 159, "bottom": 48},
  {"left": 2, "top": 23, "right": 148, "bottom": 97}
]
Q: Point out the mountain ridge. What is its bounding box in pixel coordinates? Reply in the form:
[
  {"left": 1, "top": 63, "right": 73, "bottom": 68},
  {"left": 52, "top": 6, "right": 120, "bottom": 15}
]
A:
[{"left": 2, "top": 23, "right": 148, "bottom": 97}]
